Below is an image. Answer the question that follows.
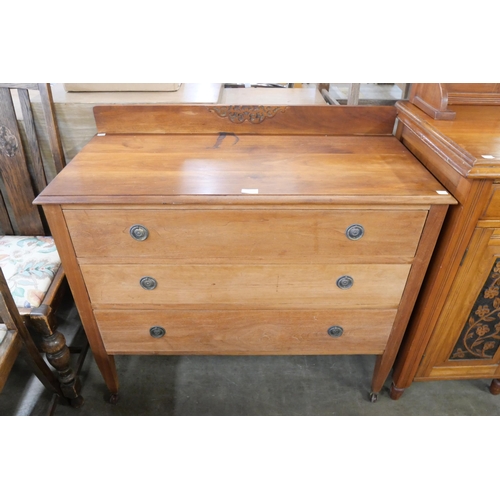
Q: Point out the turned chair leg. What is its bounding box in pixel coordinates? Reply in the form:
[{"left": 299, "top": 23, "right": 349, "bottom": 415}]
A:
[
  {"left": 30, "top": 305, "right": 84, "bottom": 408},
  {"left": 489, "top": 379, "right": 500, "bottom": 395}
]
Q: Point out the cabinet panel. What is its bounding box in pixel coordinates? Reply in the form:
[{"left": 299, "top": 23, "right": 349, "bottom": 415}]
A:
[{"left": 417, "top": 227, "right": 500, "bottom": 377}]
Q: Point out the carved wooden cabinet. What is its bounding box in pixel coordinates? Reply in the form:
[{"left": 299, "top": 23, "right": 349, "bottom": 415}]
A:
[
  {"left": 392, "top": 100, "right": 500, "bottom": 398},
  {"left": 34, "top": 105, "right": 455, "bottom": 404}
]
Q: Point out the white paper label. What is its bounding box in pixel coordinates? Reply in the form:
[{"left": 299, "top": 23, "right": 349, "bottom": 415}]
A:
[
  {"left": 436, "top": 190, "right": 449, "bottom": 195},
  {"left": 241, "top": 189, "right": 259, "bottom": 194},
  {"left": 482, "top": 155, "right": 495, "bottom": 159}
]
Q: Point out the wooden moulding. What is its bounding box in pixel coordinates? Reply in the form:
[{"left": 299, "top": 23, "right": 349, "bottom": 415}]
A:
[{"left": 409, "top": 83, "right": 500, "bottom": 121}]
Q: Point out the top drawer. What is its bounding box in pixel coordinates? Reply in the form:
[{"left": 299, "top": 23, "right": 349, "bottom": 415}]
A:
[{"left": 64, "top": 209, "right": 427, "bottom": 263}]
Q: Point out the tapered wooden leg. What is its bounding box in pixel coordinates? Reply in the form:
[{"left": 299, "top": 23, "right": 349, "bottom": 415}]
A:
[
  {"left": 370, "top": 206, "right": 450, "bottom": 403},
  {"left": 489, "top": 379, "right": 500, "bottom": 395},
  {"left": 390, "top": 382, "right": 405, "bottom": 400},
  {"left": 43, "top": 205, "right": 120, "bottom": 400},
  {"left": 370, "top": 354, "right": 389, "bottom": 399},
  {"left": 30, "top": 305, "right": 83, "bottom": 408}
]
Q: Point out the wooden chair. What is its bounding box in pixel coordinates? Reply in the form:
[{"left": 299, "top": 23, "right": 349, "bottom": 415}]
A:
[
  {"left": 0, "top": 83, "right": 83, "bottom": 407},
  {"left": 0, "top": 266, "right": 71, "bottom": 403}
]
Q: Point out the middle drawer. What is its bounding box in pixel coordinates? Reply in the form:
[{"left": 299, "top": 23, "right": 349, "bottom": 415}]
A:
[
  {"left": 80, "top": 263, "right": 411, "bottom": 309},
  {"left": 65, "top": 209, "right": 426, "bottom": 263}
]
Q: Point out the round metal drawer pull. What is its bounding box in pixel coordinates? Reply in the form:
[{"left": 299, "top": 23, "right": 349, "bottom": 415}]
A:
[
  {"left": 327, "top": 326, "right": 344, "bottom": 338},
  {"left": 140, "top": 276, "right": 157, "bottom": 290},
  {"left": 346, "top": 224, "right": 364, "bottom": 240},
  {"left": 150, "top": 326, "right": 166, "bottom": 338},
  {"left": 130, "top": 224, "right": 149, "bottom": 241},
  {"left": 336, "top": 275, "right": 354, "bottom": 289}
]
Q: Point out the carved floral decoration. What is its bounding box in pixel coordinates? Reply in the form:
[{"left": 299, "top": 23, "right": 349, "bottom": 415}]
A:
[
  {"left": 451, "top": 259, "right": 500, "bottom": 360},
  {"left": 209, "top": 106, "right": 287, "bottom": 124}
]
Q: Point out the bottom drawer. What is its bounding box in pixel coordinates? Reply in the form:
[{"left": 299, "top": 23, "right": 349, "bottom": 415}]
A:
[{"left": 95, "top": 309, "right": 397, "bottom": 355}]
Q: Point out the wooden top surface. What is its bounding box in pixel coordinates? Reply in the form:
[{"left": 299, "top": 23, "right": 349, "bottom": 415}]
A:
[
  {"left": 35, "top": 133, "right": 455, "bottom": 206},
  {"left": 396, "top": 101, "right": 500, "bottom": 178}
]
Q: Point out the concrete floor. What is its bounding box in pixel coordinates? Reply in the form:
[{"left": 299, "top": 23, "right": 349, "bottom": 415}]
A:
[{"left": 2, "top": 303, "right": 500, "bottom": 416}]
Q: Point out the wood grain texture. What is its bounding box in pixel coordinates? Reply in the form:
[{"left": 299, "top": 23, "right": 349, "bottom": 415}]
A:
[
  {"left": 42, "top": 205, "right": 119, "bottom": 393},
  {"left": 482, "top": 184, "right": 500, "bottom": 218},
  {"left": 393, "top": 180, "right": 491, "bottom": 388},
  {"left": 95, "top": 308, "right": 397, "bottom": 355},
  {"left": 409, "top": 84, "right": 500, "bottom": 120},
  {"left": 80, "top": 263, "right": 411, "bottom": 309},
  {"left": 38, "top": 84, "right": 66, "bottom": 173},
  {"left": 35, "top": 134, "right": 455, "bottom": 206},
  {"left": 0, "top": 329, "right": 21, "bottom": 392},
  {"left": 0, "top": 268, "right": 64, "bottom": 397},
  {"left": 0, "top": 87, "right": 45, "bottom": 234},
  {"left": 393, "top": 100, "right": 500, "bottom": 392},
  {"left": 398, "top": 122, "right": 471, "bottom": 205},
  {"left": 93, "top": 105, "right": 398, "bottom": 136},
  {"left": 64, "top": 209, "right": 426, "bottom": 263},
  {"left": 417, "top": 365, "right": 498, "bottom": 380},
  {"left": 36, "top": 104, "right": 457, "bottom": 398},
  {"left": 370, "top": 204, "right": 449, "bottom": 394},
  {"left": 17, "top": 88, "right": 47, "bottom": 194},
  {"left": 396, "top": 101, "right": 500, "bottom": 179},
  {"left": 416, "top": 228, "right": 500, "bottom": 372},
  {"left": 409, "top": 83, "right": 456, "bottom": 120},
  {"left": 0, "top": 192, "right": 14, "bottom": 234}
]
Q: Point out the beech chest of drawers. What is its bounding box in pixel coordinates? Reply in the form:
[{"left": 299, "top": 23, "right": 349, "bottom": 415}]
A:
[{"left": 35, "top": 105, "right": 455, "bottom": 403}]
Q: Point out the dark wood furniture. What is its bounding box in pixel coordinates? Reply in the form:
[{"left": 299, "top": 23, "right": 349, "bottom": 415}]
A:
[
  {"left": 34, "top": 104, "right": 455, "bottom": 404},
  {"left": 391, "top": 98, "right": 500, "bottom": 398},
  {"left": 0, "top": 83, "right": 83, "bottom": 406},
  {"left": 0, "top": 266, "right": 69, "bottom": 401}
]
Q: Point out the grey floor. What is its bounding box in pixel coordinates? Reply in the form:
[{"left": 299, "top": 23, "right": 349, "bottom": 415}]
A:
[{"left": 1, "top": 300, "right": 499, "bottom": 416}]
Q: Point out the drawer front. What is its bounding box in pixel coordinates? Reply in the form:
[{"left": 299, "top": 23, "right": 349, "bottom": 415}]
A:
[
  {"left": 95, "top": 309, "right": 398, "bottom": 355},
  {"left": 81, "top": 263, "right": 411, "bottom": 309},
  {"left": 65, "top": 209, "right": 426, "bottom": 262}
]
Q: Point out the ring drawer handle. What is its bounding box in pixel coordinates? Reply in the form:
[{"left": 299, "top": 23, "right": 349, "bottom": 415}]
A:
[
  {"left": 346, "top": 224, "right": 364, "bottom": 240},
  {"left": 140, "top": 276, "right": 157, "bottom": 290},
  {"left": 327, "top": 326, "right": 344, "bottom": 338},
  {"left": 130, "top": 224, "right": 149, "bottom": 241},
  {"left": 336, "top": 275, "right": 354, "bottom": 289},
  {"left": 150, "top": 326, "right": 166, "bottom": 338}
]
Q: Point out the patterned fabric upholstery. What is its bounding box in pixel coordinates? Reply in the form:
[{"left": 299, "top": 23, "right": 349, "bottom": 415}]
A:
[{"left": 0, "top": 236, "right": 61, "bottom": 309}]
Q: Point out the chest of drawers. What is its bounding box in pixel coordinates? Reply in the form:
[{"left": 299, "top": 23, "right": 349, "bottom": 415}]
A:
[{"left": 35, "top": 105, "right": 455, "bottom": 404}]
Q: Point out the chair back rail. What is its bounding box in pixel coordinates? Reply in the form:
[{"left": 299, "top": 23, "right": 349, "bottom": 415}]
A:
[{"left": 0, "top": 83, "right": 64, "bottom": 235}]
